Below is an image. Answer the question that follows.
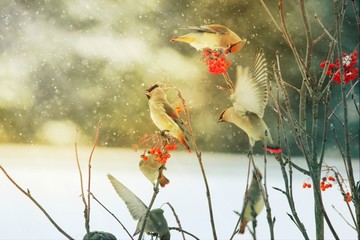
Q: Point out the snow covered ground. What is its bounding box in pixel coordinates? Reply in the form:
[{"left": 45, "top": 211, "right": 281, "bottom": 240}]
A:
[{"left": 0, "top": 145, "right": 358, "bottom": 239}]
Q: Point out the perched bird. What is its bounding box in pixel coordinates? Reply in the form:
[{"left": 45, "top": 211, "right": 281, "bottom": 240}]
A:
[
  {"left": 82, "top": 231, "right": 117, "bottom": 240},
  {"left": 170, "top": 24, "right": 246, "bottom": 53},
  {"left": 239, "top": 167, "right": 265, "bottom": 234},
  {"left": 108, "top": 174, "right": 170, "bottom": 240},
  {"left": 218, "top": 48, "right": 281, "bottom": 153},
  {"left": 146, "top": 83, "right": 191, "bottom": 152},
  {"left": 139, "top": 154, "right": 170, "bottom": 187}
]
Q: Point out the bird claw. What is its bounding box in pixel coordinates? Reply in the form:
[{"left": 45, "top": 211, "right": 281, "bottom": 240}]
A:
[{"left": 153, "top": 186, "right": 159, "bottom": 193}]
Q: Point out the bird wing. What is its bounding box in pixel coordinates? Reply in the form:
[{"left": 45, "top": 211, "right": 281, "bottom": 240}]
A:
[
  {"left": 162, "top": 101, "right": 179, "bottom": 119},
  {"left": 231, "top": 48, "right": 268, "bottom": 118},
  {"left": 108, "top": 174, "right": 147, "bottom": 220},
  {"left": 163, "top": 102, "right": 191, "bottom": 150},
  {"left": 187, "top": 24, "right": 226, "bottom": 35},
  {"left": 162, "top": 101, "right": 189, "bottom": 137},
  {"left": 240, "top": 169, "right": 261, "bottom": 219},
  {"left": 163, "top": 102, "right": 192, "bottom": 150}
]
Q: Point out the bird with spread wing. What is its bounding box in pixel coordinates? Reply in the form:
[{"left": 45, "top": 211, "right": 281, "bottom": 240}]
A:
[
  {"left": 108, "top": 174, "right": 170, "bottom": 239},
  {"left": 219, "top": 48, "right": 281, "bottom": 153}
]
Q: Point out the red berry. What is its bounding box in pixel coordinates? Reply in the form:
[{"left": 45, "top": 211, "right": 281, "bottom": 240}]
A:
[{"left": 320, "top": 61, "right": 327, "bottom": 68}]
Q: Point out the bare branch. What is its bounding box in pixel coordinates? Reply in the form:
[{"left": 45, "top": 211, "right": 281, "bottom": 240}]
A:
[
  {"left": 90, "top": 192, "right": 134, "bottom": 239},
  {"left": 0, "top": 165, "right": 74, "bottom": 240},
  {"left": 163, "top": 202, "right": 186, "bottom": 240},
  {"left": 168, "top": 227, "right": 200, "bottom": 240}
]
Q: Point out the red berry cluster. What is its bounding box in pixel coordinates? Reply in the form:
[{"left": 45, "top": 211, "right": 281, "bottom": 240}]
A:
[
  {"left": 141, "top": 144, "right": 178, "bottom": 164},
  {"left": 202, "top": 49, "right": 232, "bottom": 75},
  {"left": 320, "top": 49, "right": 358, "bottom": 84},
  {"left": 343, "top": 191, "right": 352, "bottom": 202},
  {"left": 164, "top": 144, "right": 178, "bottom": 151},
  {"left": 302, "top": 176, "right": 336, "bottom": 190},
  {"left": 320, "top": 176, "right": 335, "bottom": 191}
]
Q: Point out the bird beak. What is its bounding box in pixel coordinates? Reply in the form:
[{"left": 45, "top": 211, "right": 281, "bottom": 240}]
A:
[
  {"left": 218, "top": 110, "right": 226, "bottom": 122},
  {"left": 146, "top": 92, "right": 151, "bottom": 99}
]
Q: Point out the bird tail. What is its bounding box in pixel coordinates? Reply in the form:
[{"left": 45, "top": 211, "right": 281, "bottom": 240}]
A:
[
  {"left": 173, "top": 118, "right": 192, "bottom": 153},
  {"left": 178, "top": 133, "right": 192, "bottom": 153},
  {"left": 159, "top": 173, "right": 170, "bottom": 188},
  {"left": 160, "top": 231, "right": 171, "bottom": 240},
  {"left": 239, "top": 220, "right": 248, "bottom": 234}
]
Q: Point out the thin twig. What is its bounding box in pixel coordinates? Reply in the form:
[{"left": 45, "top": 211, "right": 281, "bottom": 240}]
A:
[
  {"left": 314, "top": 13, "right": 337, "bottom": 43},
  {"left": 283, "top": 81, "right": 300, "bottom": 93},
  {"left": 350, "top": 80, "right": 360, "bottom": 115},
  {"left": 331, "top": 205, "right": 356, "bottom": 230},
  {"left": 261, "top": 136, "right": 275, "bottom": 239},
  {"left": 275, "top": 155, "right": 310, "bottom": 240},
  {"left": 90, "top": 192, "right": 134, "bottom": 239},
  {"left": 261, "top": 156, "right": 275, "bottom": 239},
  {"left": 163, "top": 202, "right": 186, "bottom": 240},
  {"left": 229, "top": 148, "right": 253, "bottom": 240},
  {"left": 175, "top": 87, "right": 218, "bottom": 240},
  {"left": 85, "top": 120, "right": 102, "bottom": 235},
  {"left": 0, "top": 165, "right": 74, "bottom": 240},
  {"left": 300, "top": 0, "right": 313, "bottom": 69},
  {"left": 279, "top": 0, "right": 313, "bottom": 89},
  {"left": 333, "top": 1, "right": 359, "bottom": 235},
  {"left": 350, "top": 0, "right": 360, "bottom": 33},
  {"left": 333, "top": 171, "right": 357, "bottom": 229},
  {"left": 138, "top": 166, "right": 163, "bottom": 240},
  {"left": 330, "top": 127, "right": 358, "bottom": 225},
  {"left": 327, "top": 81, "right": 360, "bottom": 119},
  {"left": 318, "top": 86, "right": 332, "bottom": 167},
  {"left": 313, "top": 19, "right": 336, "bottom": 45},
  {"left": 273, "top": 54, "right": 310, "bottom": 160},
  {"left": 168, "top": 227, "right": 200, "bottom": 240},
  {"left": 74, "top": 128, "right": 89, "bottom": 236}
]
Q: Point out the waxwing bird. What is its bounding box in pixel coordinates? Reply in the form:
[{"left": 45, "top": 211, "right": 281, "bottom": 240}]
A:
[
  {"left": 170, "top": 24, "right": 246, "bottom": 53},
  {"left": 82, "top": 231, "right": 117, "bottom": 240},
  {"left": 139, "top": 154, "right": 169, "bottom": 187},
  {"left": 239, "top": 167, "right": 265, "bottom": 234},
  {"left": 218, "top": 48, "right": 281, "bottom": 153},
  {"left": 108, "top": 174, "right": 170, "bottom": 240},
  {"left": 146, "top": 83, "right": 191, "bottom": 152}
]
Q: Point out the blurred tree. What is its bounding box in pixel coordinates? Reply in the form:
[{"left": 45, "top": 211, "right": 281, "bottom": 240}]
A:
[{"left": 0, "top": 0, "right": 358, "bottom": 154}]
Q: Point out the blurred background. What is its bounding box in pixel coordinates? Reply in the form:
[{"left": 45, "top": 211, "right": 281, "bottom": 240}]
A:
[
  {"left": 0, "top": 1, "right": 359, "bottom": 239},
  {"left": 0, "top": 0, "right": 358, "bottom": 154}
]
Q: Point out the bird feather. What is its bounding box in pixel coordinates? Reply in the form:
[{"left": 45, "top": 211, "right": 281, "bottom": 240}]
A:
[
  {"left": 186, "top": 24, "right": 226, "bottom": 35},
  {"left": 108, "top": 174, "right": 147, "bottom": 220},
  {"left": 231, "top": 48, "right": 268, "bottom": 118}
]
